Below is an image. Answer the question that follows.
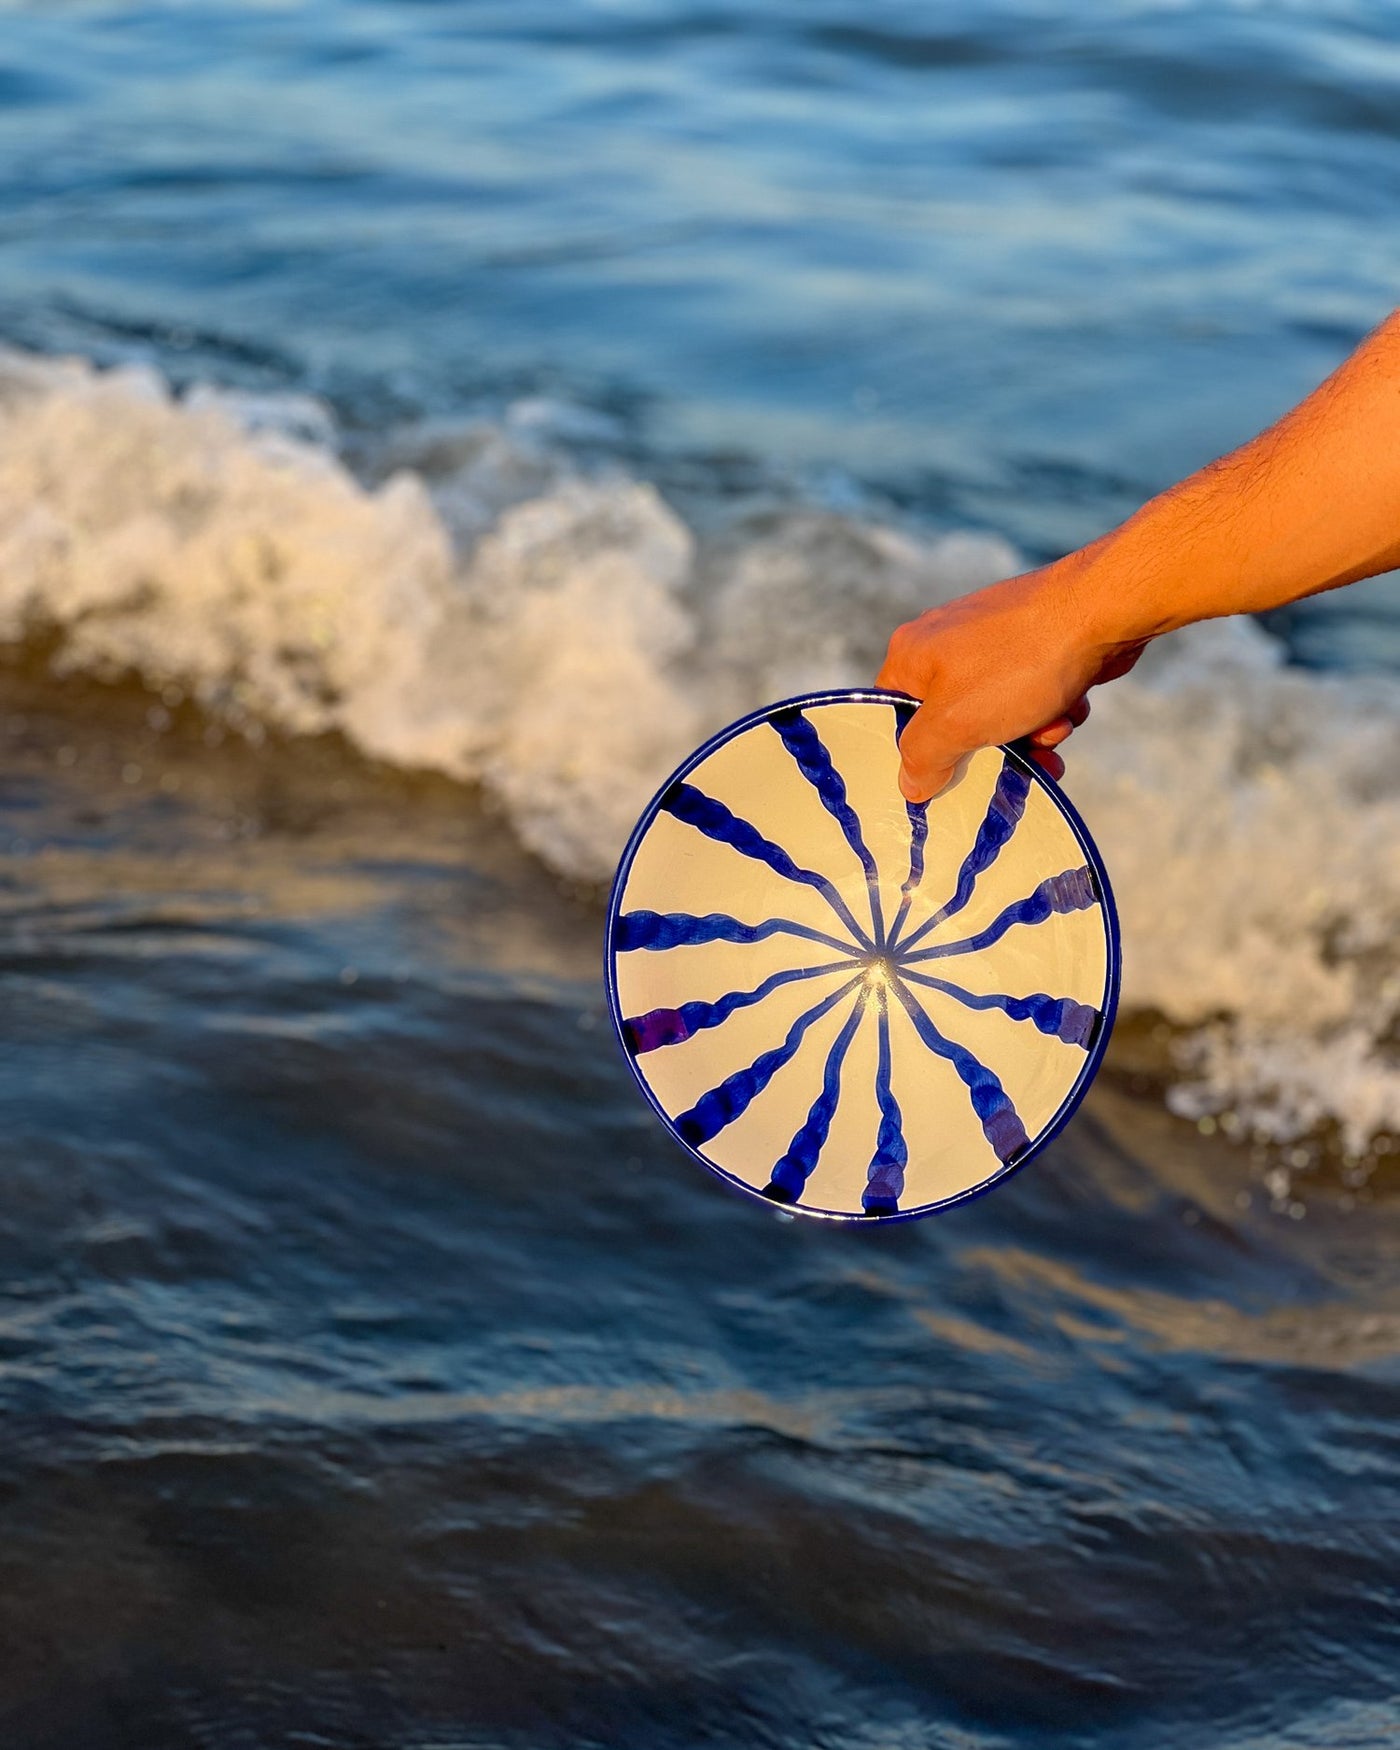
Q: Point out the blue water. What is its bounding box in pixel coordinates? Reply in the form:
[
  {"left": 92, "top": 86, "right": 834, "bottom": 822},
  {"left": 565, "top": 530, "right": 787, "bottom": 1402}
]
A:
[
  {"left": 4, "top": 1, "right": 1399, "bottom": 558},
  {"left": 2, "top": 3, "right": 1400, "bottom": 1744}
]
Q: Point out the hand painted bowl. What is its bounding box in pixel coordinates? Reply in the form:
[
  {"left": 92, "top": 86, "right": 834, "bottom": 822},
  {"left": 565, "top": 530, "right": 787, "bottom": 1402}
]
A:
[{"left": 605, "top": 689, "right": 1119, "bottom": 1221}]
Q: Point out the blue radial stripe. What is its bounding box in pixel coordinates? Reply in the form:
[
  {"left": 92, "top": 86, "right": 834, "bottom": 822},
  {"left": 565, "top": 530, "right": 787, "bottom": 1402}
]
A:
[
  {"left": 900, "top": 969, "right": 1099, "bottom": 1048},
  {"left": 862, "top": 998, "right": 908, "bottom": 1214},
  {"left": 901, "top": 866, "right": 1098, "bottom": 965},
  {"left": 771, "top": 708, "right": 885, "bottom": 945},
  {"left": 903, "top": 801, "right": 929, "bottom": 893},
  {"left": 674, "top": 976, "right": 864, "bottom": 1149},
  {"left": 765, "top": 994, "right": 866, "bottom": 1203},
  {"left": 616, "top": 909, "right": 857, "bottom": 956},
  {"left": 887, "top": 800, "right": 930, "bottom": 946},
  {"left": 889, "top": 976, "right": 1031, "bottom": 1164},
  {"left": 893, "top": 757, "right": 1032, "bottom": 953},
  {"left": 623, "top": 958, "right": 862, "bottom": 1055},
  {"left": 662, "top": 782, "right": 872, "bottom": 948}
]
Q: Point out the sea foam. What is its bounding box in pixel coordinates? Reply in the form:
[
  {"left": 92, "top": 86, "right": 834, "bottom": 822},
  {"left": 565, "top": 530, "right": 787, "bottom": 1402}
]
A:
[{"left": 0, "top": 348, "right": 1396, "bottom": 1151}]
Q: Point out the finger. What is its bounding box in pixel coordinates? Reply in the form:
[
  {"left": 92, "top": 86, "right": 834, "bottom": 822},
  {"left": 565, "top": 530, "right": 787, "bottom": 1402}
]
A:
[
  {"left": 1028, "top": 746, "right": 1065, "bottom": 781},
  {"left": 1028, "top": 716, "right": 1075, "bottom": 749},
  {"left": 875, "top": 652, "right": 921, "bottom": 698},
  {"left": 898, "top": 758, "right": 958, "bottom": 804},
  {"left": 896, "top": 702, "right": 966, "bottom": 802},
  {"left": 1028, "top": 695, "right": 1091, "bottom": 748}
]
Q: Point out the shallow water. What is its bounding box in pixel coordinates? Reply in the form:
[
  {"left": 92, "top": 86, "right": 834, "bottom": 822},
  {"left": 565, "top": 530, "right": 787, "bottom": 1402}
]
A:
[{"left": 2, "top": 2, "right": 1400, "bottom": 1743}]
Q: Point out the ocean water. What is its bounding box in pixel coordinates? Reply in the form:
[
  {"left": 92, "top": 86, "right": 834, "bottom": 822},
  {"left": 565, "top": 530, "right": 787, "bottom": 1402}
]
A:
[{"left": 2, "top": 2, "right": 1400, "bottom": 1743}]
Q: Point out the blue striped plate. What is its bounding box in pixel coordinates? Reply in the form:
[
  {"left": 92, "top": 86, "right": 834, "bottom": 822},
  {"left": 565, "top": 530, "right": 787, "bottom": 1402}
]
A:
[{"left": 605, "top": 689, "right": 1119, "bottom": 1221}]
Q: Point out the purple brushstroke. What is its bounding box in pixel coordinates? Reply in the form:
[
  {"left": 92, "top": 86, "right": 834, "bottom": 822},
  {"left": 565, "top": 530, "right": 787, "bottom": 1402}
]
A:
[
  {"left": 674, "top": 976, "right": 863, "bottom": 1149},
  {"left": 623, "top": 958, "right": 861, "bottom": 1054},
  {"left": 893, "top": 757, "right": 1031, "bottom": 954},
  {"left": 901, "top": 866, "right": 1097, "bottom": 964},
  {"left": 663, "top": 782, "right": 872, "bottom": 948},
  {"left": 615, "top": 909, "right": 856, "bottom": 956},
  {"left": 862, "top": 999, "right": 908, "bottom": 1213},
  {"left": 765, "top": 997, "right": 867, "bottom": 1203},
  {"left": 771, "top": 708, "right": 886, "bottom": 945},
  {"left": 889, "top": 976, "right": 1030, "bottom": 1164},
  {"left": 899, "top": 970, "right": 1099, "bottom": 1048}
]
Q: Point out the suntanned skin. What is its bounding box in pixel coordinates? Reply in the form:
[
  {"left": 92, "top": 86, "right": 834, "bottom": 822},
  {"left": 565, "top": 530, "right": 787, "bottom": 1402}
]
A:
[{"left": 878, "top": 310, "right": 1400, "bottom": 800}]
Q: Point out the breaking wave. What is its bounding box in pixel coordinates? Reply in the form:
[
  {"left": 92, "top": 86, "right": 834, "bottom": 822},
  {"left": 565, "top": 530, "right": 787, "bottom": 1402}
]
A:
[{"left": 1, "top": 348, "right": 1397, "bottom": 1152}]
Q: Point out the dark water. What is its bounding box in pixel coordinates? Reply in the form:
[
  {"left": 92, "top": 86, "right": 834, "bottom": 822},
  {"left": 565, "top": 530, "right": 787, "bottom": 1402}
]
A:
[
  {"left": 2, "top": 2, "right": 1400, "bottom": 1744},
  {"left": 3, "top": 679, "right": 1399, "bottom": 1749}
]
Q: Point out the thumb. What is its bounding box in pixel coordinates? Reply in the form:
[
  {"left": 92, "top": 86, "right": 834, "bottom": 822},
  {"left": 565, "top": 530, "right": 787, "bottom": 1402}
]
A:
[
  {"left": 896, "top": 702, "right": 965, "bottom": 803},
  {"left": 899, "top": 761, "right": 957, "bottom": 804}
]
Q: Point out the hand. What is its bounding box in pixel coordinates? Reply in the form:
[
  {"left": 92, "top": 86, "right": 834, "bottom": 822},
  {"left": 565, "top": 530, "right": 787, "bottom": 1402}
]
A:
[
  {"left": 879, "top": 314, "right": 1400, "bottom": 802},
  {"left": 875, "top": 559, "right": 1148, "bottom": 801}
]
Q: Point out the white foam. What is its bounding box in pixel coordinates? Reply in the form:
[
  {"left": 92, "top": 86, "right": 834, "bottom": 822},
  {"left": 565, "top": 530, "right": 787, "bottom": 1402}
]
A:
[
  {"left": 1078, "top": 622, "right": 1400, "bottom": 1151},
  {"left": 1, "top": 348, "right": 1396, "bottom": 1149}
]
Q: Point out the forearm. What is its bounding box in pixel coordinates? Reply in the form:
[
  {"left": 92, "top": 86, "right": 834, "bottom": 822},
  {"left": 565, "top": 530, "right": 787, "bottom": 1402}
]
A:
[
  {"left": 1064, "top": 309, "right": 1400, "bottom": 644},
  {"left": 878, "top": 311, "right": 1400, "bottom": 798}
]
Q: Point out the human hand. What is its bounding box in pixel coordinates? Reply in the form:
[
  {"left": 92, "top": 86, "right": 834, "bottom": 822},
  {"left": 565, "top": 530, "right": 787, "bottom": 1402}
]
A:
[
  {"left": 875, "top": 560, "right": 1148, "bottom": 801},
  {"left": 878, "top": 312, "right": 1400, "bottom": 802}
]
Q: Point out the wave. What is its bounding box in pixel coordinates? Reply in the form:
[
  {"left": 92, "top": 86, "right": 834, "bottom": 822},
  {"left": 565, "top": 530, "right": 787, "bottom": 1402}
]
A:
[{"left": 1, "top": 347, "right": 1397, "bottom": 1153}]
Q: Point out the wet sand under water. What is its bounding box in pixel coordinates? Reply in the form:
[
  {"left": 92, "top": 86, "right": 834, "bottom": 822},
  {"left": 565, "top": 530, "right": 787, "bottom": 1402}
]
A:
[{"left": 1, "top": 666, "right": 1398, "bottom": 1748}]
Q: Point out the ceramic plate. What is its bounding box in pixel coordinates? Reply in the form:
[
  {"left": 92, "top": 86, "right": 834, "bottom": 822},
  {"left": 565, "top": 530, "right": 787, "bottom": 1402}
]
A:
[{"left": 605, "top": 689, "right": 1119, "bottom": 1221}]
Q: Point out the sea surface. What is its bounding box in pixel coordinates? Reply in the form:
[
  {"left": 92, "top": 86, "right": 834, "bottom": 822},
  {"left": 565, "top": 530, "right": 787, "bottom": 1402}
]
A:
[{"left": 1, "top": 2, "right": 1400, "bottom": 1744}]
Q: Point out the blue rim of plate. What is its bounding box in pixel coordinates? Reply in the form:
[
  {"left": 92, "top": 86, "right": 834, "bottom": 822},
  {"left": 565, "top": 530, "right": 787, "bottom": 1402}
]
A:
[{"left": 603, "top": 687, "right": 1121, "bottom": 1223}]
